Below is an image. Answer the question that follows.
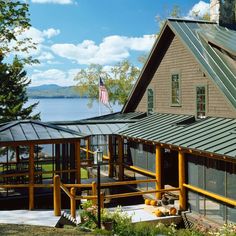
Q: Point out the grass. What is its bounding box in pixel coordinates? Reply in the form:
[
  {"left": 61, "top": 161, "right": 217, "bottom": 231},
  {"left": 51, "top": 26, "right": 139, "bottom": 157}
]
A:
[{"left": 0, "top": 224, "right": 93, "bottom": 236}]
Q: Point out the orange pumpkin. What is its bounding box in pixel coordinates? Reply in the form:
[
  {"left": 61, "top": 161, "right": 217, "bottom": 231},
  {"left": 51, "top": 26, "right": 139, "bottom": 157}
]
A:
[
  {"left": 150, "top": 200, "right": 157, "bottom": 206},
  {"left": 155, "top": 209, "right": 163, "bottom": 217},
  {"left": 145, "top": 199, "right": 151, "bottom": 205},
  {"left": 169, "top": 207, "right": 177, "bottom": 215}
]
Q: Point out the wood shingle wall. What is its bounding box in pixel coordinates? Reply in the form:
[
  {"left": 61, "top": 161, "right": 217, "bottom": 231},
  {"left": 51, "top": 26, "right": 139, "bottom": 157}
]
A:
[{"left": 136, "top": 36, "right": 236, "bottom": 118}]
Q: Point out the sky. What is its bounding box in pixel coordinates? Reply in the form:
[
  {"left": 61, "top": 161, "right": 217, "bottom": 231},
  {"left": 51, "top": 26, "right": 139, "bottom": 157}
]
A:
[{"left": 23, "top": 0, "right": 210, "bottom": 87}]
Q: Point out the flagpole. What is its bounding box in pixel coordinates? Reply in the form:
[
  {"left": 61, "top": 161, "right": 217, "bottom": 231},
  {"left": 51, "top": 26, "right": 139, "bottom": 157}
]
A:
[{"left": 98, "top": 79, "right": 101, "bottom": 116}]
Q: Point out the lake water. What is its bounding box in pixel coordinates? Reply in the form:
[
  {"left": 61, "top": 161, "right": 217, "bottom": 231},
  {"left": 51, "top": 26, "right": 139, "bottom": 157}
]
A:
[{"left": 27, "top": 98, "right": 122, "bottom": 122}]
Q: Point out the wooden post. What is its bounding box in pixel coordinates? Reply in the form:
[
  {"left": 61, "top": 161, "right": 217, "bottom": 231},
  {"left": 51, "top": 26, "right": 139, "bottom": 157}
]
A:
[
  {"left": 92, "top": 181, "right": 97, "bottom": 205},
  {"left": 108, "top": 136, "right": 114, "bottom": 177},
  {"left": 86, "top": 138, "right": 90, "bottom": 160},
  {"left": 178, "top": 151, "right": 186, "bottom": 210},
  {"left": 54, "top": 175, "right": 61, "bottom": 216},
  {"left": 75, "top": 140, "right": 81, "bottom": 184},
  {"left": 70, "top": 187, "right": 76, "bottom": 219},
  {"left": 29, "top": 144, "right": 34, "bottom": 210},
  {"left": 118, "top": 136, "right": 124, "bottom": 181},
  {"left": 100, "top": 192, "right": 104, "bottom": 209},
  {"left": 155, "top": 145, "right": 162, "bottom": 200},
  {"left": 15, "top": 146, "right": 20, "bottom": 163}
]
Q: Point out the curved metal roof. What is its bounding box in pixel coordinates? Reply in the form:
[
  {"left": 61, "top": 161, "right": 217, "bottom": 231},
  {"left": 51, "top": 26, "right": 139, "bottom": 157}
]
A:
[
  {"left": 0, "top": 120, "right": 87, "bottom": 144},
  {"left": 51, "top": 112, "right": 146, "bottom": 135}
]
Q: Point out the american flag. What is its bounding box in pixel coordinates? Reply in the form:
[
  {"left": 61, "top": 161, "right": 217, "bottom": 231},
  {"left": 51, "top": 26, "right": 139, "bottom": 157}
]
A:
[{"left": 99, "top": 77, "right": 109, "bottom": 105}]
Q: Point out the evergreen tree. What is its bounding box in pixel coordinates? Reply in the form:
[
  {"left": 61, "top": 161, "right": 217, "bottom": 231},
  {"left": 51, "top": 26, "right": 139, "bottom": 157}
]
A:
[{"left": 0, "top": 55, "right": 40, "bottom": 122}]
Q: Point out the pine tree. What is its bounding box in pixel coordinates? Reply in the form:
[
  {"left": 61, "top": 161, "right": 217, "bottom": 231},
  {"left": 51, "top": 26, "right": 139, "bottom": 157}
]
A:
[{"left": 0, "top": 55, "right": 40, "bottom": 122}]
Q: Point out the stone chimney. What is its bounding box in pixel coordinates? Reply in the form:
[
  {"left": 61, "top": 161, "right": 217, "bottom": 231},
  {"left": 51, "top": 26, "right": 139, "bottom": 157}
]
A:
[{"left": 210, "top": 0, "right": 236, "bottom": 29}]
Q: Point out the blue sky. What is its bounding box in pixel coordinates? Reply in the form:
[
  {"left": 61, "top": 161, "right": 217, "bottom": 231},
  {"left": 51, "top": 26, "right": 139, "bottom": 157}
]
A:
[{"left": 25, "top": 0, "right": 210, "bottom": 86}]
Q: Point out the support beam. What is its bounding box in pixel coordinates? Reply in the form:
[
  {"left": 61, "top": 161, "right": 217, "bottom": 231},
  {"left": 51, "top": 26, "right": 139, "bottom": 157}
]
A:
[
  {"left": 118, "top": 136, "right": 124, "bottom": 181},
  {"left": 155, "top": 145, "right": 162, "bottom": 200},
  {"left": 86, "top": 138, "right": 90, "bottom": 160},
  {"left": 75, "top": 140, "right": 81, "bottom": 184},
  {"left": 108, "top": 136, "right": 114, "bottom": 177},
  {"left": 91, "top": 181, "right": 97, "bottom": 205},
  {"left": 70, "top": 187, "right": 76, "bottom": 219},
  {"left": 29, "top": 144, "right": 34, "bottom": 210},
  {"left": 178, "top": 151, "right": 186, "bottom": 210},
  {"left": 54, "top": 175, "right": 61, "bottom": 216}
]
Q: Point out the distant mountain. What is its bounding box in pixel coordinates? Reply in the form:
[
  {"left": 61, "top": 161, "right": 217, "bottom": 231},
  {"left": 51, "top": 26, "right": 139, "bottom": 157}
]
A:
[
  {"left": 27, "top": 84, "right": 87, "bottom": 98},
  {"left": 29, "top": 84, "right": 62, "bottom": 91}
]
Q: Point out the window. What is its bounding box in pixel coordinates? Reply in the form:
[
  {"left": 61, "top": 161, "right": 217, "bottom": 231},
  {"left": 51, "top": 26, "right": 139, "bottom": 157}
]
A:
[
  {"left": 171, "top": 74, "right": 180, "bottom": 105},
  {"left": 147, "top": 88, "right": 154, "bottom": 113},
  {"left": 196, "top": 86, "right": 206, "bottom": 118}
]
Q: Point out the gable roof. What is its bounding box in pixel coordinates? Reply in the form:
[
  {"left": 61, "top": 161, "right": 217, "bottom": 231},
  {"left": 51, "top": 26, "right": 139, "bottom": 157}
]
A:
[
  {"left": 0, "top": 120, "right": 87, "bottom": 145},
  {"left": 122, "top": 18, "right": 236, "bottom": 113}
]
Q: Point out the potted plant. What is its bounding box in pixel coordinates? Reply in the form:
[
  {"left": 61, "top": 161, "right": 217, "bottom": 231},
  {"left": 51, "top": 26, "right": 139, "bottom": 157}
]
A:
[{"left": 101, "top": 209, "right": 114, "bottom": 231}]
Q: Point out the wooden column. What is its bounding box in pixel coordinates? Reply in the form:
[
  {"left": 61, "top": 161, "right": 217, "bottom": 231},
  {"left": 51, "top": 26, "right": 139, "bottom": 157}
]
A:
[
  {"left": 70, "top": 187, "right": 76, "bottom": 219},
  {"left": 75, "top": 140, "right": 81, "bottom": 184},
  {"left": 86, "top": 138, "right": 90, "bottom": 160},
  {"left": 178, "top": 151, "right": 186, "bottom": 210},
  {"left": 54, "top": 175, "right": 61, "bottom": 216},
  {"left": 91, "top": 181, "right": 97, "bottom": 205},
  {"left": 155, "top": 145, "right": 162, "bottom": 200},
  {"left": 15, "top": 146, "right": 20, "bottom": 163},
  {"left": 108, "top": 136, "right": 114, "bottom": 177},
  {"left": 29, "top": 144, "right": 34, "bottom": 210},
  {"left": 118, "top": 136, "right": 124, "bottom": 181}
]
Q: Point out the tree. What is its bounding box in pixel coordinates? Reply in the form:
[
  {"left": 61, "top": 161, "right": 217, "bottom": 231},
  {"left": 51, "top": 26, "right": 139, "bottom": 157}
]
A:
[
  {"left": 0, "top": 55, "right": 40, "bottom": 122},
  {"left": 0, "top": 1, "right": 39, "bottom": 122},
  {"left": 74, "top": 60, "right": 140, "bottom": 106},
  {"left": 0, "top": 0, "right": 37, "bottom": 58}
]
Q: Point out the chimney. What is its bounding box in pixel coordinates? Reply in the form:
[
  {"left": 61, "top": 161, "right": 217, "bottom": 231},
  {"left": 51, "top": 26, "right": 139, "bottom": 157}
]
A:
[{"left": 210, "top": 0, "right": 236, "bottom": 30}]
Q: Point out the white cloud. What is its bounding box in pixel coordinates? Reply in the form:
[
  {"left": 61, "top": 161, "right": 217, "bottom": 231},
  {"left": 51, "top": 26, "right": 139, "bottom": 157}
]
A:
[
  {"left": 30, "top": 68, "right": 80, "bottom": 86},
  {"left": 14, "top": 27, "right": 60, "bottom": 61},
  {"left": 43, "top": 28, "right": 61, "bottom": 39},
  {"left": 31, "top": 0, "right": 75, "bottom": 4},
  {"left": 51, "top": 35, "right": 155, "bottom": 65},
  {"left": 37, "top": 52, "right": 55, "bottom": 61},
  {"left": 187, "top": 1, "right": 210, "bottom": 19}
]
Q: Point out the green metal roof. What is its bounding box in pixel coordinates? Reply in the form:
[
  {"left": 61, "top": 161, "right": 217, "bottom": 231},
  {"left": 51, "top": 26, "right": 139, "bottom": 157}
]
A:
[
  {"left": 118, "top": 113, "right": 236, "bottom": 159},
  {"left": 0, "top": 120, "right": 86, "bottom": 144},
  {"left": 51, "top": 112, "right": 146, "bottom": 135}
]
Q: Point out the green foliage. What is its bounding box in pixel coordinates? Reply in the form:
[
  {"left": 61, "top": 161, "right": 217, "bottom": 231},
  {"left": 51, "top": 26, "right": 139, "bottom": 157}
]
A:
[
  {"left": 0, "top": 0, "right": 37, "bottom": 57},
  {"left": 74, "top": 60, "right": 140, "bottom": 106},
  {"left": 77, "top": 204, "right": 236, "bottom": 236},
  {"left": 0, "top": 55, "right": 40, "bottom": 122},
  {"left": 79, "top": 202, "right": 98, "bottom": 231}
]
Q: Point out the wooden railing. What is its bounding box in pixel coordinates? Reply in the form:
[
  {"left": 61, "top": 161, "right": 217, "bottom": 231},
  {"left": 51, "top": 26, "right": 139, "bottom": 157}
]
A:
[{"left": 53, "top": 175, "right": 180, "bottom": 218}]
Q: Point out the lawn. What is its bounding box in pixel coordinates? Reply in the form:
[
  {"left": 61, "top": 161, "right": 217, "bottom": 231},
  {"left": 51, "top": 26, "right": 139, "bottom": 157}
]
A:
[{"left": 0, "top": 224, "right": 93, "bottom": 236}]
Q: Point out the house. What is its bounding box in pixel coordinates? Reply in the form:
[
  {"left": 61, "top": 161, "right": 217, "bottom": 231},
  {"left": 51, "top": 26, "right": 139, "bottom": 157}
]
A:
[
  {"left": 116, "top": 0, "right": 236, "bottom": 225},
  {"left": 0, "top": 0, "right": 235, "bottom": 227}
]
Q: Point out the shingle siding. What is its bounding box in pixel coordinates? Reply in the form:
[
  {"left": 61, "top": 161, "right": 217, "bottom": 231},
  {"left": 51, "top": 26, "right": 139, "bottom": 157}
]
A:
[{"left": 136, "top": 36, "right": 236, "bottom": 118}]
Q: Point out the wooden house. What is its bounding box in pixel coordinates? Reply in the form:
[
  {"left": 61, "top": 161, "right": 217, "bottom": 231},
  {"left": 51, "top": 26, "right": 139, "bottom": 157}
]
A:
[
  {"left": 0, "top": 0, "right": 235, "bottom": 227},
  {"left": 116, "top": 0, "right": 236, "bottom": 225}
]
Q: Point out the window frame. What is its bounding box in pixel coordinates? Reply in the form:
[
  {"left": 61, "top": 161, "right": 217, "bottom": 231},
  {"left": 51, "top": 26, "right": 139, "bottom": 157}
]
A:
[
  {"left": 196, "top": 85, "right": 207, "bottom": 119},
  {"left": 171, "top": 73, "right": 181, "bottom": 107},
  {"left": 147, "top": 87, "right": 154, "bottom": 114}
]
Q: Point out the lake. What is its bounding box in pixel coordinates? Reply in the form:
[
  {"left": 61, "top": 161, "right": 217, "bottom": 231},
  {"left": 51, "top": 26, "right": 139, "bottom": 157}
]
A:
[{"left": 27, "top": 98, "right": 122, "bottom": 122}]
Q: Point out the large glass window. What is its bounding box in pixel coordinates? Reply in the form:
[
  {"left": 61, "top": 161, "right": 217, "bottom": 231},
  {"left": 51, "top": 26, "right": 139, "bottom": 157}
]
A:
[
  {"left": 205, "top": 159, "right": 225, "bottom": 196},
  {"left": 147, "top": 88, "right": 154, "bottom": 114},
  {"left": 196, "top": 86, "right": 206, "bottom": 118},
  {"left": 171, "top": 74, "right": 180, "bottom": 105},
  {"left": 187, "top": 154, "right": 204, "bottom": 189},
  {"left": 187, "top": 155, "right": 236, "bottom": 223}
]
